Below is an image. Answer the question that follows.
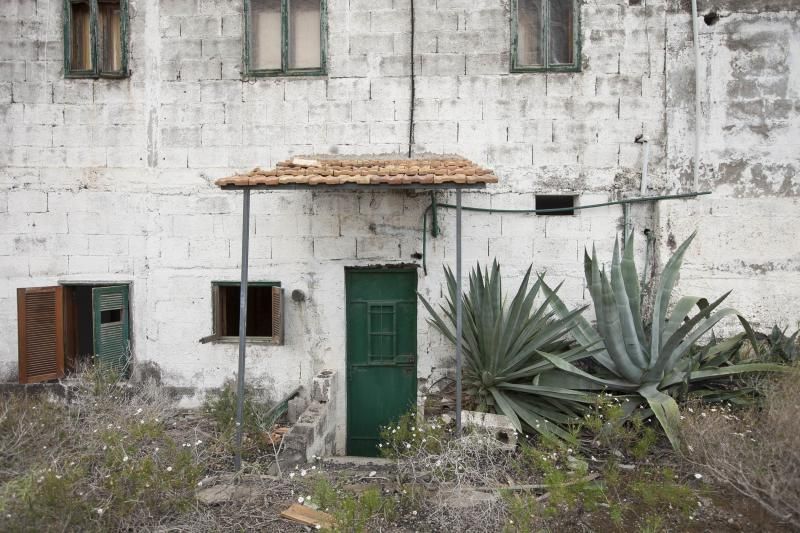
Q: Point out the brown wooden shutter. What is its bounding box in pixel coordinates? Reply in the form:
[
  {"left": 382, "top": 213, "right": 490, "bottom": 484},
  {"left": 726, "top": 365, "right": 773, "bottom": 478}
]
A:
[
  {"left": 271, "top": 286, "right": 283, "bottom": 346},
  {"left": 17, "top": 286, "right": 65, "bottom": 384}
]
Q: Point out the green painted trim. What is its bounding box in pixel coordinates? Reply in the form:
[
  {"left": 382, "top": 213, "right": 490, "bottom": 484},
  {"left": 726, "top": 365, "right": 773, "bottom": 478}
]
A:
[
  {"left": 64, "top": 0, "right": 129, "bottom": 79},
  {"left": 243, "top": 0, "right": 328, "bottom": 78},
  {"left": 510, "top": 0, "right": 581, "bottom": 73}
]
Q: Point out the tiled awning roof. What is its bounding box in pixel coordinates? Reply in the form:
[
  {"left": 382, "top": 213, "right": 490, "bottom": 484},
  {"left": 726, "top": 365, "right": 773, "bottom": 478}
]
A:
[{"left": 215, "top": 156, "right": 498, "bottom": 189}]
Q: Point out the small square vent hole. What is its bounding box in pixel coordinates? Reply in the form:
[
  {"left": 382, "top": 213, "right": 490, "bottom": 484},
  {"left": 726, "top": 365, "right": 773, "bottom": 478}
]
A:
[{"left": 535, "top": 195, "right": 576, "bottom": 216}]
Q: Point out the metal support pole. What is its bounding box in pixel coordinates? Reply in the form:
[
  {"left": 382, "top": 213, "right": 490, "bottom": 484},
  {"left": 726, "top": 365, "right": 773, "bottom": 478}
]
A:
[
  {"left": 455, "top": 190, "right": 463, "bottom": 436},
  {"left": 234, "top": 189, "right": 251, "bottom": 471}
]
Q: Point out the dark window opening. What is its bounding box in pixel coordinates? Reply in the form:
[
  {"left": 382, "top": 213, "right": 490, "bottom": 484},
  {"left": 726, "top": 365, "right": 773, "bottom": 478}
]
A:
[
  {"left": 100, "top": 309, "right": 121, "bottom": 324},
  {"left": 535, "top": 195, "right": 576, "bottom": 216},
  {"left": 216, "top": 284, "right": 274, "bottom": 338}
]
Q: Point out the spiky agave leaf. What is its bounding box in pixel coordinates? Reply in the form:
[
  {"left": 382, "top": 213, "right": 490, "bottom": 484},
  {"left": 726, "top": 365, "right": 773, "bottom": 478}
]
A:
[
  {"left": 539, "top": 231, "right": 784, "bottom": 449},
  {"left": 418, "top": 262, "right": 595, "bottom": 438}
]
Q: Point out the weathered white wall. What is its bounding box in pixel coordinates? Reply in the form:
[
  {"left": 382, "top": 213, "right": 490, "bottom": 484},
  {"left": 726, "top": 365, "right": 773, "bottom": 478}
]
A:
[
  {"left": 1, "top": 0, "right": 798, "bottom": 452},
  {"left": 662, "top": 0, "right": 800, "bottom": 330}
]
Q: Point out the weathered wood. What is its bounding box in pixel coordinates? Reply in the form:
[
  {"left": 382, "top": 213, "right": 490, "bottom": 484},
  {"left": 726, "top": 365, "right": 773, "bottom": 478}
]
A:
[{"left": 280, "top": 503, "right": 334, "bottom": 529}]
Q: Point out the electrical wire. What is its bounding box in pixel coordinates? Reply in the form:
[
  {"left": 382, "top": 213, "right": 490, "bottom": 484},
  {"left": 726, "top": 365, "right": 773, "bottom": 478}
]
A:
[{"left": 421, "top": 191, "right": 712, "bottom": 274}]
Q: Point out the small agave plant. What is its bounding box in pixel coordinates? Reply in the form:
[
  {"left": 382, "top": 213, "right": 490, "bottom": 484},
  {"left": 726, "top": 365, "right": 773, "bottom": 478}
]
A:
[
  {"left": 538, "top": 232, "right": 784, "bottom": 449},
  {"left": 419, "top": 261, "right": 597, "bottom": 441}
]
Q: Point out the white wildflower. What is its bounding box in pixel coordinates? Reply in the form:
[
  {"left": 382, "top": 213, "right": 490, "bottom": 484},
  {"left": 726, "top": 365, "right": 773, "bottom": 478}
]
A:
[
  {"left": 123, "top": 455, "right": 129, "bottom": 462},
  {"left": 298, "top": 497, "right": 305, "bottom": 504},
  {"left": 301, "top": 469, "right": 307, "bottom": 477},
  {"left": 96, "top": 508, "right": 104, "bottom": 516},
  {"left": 289, "top": 472, "right": 296, "bottom": 478},
  {"left": 694, "top": 473, "right": 703, "bottom": 480},
  {"left": 166, "top": 466, "right": 173, "bottom": 472}
]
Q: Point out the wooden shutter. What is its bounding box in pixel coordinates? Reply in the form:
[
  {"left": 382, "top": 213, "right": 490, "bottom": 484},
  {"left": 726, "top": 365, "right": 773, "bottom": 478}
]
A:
[
  {"left": 92, "top": 285, "right": 130, "bottom": 376},
  {"left": 272, "top": 286, "right": 284, "bottom": 345},
  {"left": 17, "top": 286, "right": 65, "bottom": 384}
]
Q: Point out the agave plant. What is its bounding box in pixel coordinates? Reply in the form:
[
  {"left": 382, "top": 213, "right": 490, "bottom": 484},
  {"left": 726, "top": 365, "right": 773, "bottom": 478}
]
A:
[
  {"left": 419, "top": 261, "right": 598, "bottom": 441},
  {"left": 538, "top": 232, "right": 784, "bottom": 449}
]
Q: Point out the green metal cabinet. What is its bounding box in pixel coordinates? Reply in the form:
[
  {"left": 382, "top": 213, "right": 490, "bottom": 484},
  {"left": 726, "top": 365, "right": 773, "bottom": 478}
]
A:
[{"left": 346, "top": 269, "right": 417, "bottom": 456}]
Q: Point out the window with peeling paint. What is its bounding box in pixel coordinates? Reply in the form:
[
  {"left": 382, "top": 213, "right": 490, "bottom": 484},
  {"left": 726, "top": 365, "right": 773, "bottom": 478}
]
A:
[
  {"left": 512, "top": 0, "right": 580, "bottom": 72},
  {"left": 246, "top": 0, "right": 326, "bottom": 77},
  {"left": 65, "top": 0, "right": 128, "bottom": 78}
]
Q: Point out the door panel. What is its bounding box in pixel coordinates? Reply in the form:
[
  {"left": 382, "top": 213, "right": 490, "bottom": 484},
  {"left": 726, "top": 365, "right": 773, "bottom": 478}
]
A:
[
  {"left": 92, "top": 285, "right": 130, "bottom": 376},
  {"left": 346, "top": 270, "right": 417, "bottom": 456}
]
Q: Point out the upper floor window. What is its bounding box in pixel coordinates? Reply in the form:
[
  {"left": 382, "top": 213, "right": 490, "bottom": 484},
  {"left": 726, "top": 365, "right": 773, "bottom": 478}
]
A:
[
  {"left": 64, "top": 0, "right": 128, "bottom": 78},
  {"left": 245, "top": 0, "right": 327, "bottom": 77},
  {"left": 512, "top": 0, "right": 580, "bottom": 72}
]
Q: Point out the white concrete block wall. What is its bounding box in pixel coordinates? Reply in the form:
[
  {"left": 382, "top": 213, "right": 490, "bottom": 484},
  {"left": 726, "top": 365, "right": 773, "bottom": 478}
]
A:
[{"left": 1, "top": 0, "right": 799, "bottom": 451}]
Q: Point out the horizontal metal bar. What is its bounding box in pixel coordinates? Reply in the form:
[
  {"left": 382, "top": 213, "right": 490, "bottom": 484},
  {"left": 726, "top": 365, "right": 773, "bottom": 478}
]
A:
[
  {"left": 434, "top": 191, "right": 712, "bottom": 215},
  {"left": 218, "top": 183, "right": 488, "bottom": 192}
]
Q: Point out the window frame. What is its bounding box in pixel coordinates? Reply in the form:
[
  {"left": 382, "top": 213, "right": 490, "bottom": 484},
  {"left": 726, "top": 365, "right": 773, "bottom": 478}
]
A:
[
  {"left": 243, "top": 0, "right": 328, "bottom": 78},
  {"left": 510, "top": 0, "right": 581, "bottom": 73},
  {"left": 210, "top": 281, "right": 281, "bottom": 343},
  {"left": 63, "top": 0, "right": 129, "bottom": 79}
]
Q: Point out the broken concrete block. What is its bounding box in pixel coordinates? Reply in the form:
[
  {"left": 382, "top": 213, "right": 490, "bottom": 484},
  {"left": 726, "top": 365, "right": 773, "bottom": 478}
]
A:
[
  {"left": 461, "top": 410, "right": 518, "bottom": 451},
  {"left": 287, "top": 395, "right": 308, "bottom": 424},
  {"left": 311, "top": 369, "right": 335, "bottom": 402}
]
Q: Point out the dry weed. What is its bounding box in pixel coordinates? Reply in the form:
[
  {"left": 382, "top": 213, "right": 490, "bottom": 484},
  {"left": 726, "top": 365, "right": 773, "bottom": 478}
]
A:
[{"left": 681, "top": 368, "right": 800, "bottom": 529}]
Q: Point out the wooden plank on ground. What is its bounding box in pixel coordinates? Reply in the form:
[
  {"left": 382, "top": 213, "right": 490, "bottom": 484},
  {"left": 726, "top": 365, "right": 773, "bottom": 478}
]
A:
[{"left": 280, "top": 503, "right": 334, "bottom": 529}]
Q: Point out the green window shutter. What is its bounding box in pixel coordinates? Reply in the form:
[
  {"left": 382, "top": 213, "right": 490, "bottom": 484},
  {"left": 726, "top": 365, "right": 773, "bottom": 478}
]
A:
[
  {"left": 271, "top": 286, "right": 284, "bottom": 345},
  {"left": 92, "top": 285, "right": 130, "bottom": 376}
]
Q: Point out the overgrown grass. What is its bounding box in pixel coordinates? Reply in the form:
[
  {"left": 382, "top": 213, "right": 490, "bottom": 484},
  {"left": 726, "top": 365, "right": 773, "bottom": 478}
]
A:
[{"left": 0, "top": 369, "right": 206, "bottom": 532}]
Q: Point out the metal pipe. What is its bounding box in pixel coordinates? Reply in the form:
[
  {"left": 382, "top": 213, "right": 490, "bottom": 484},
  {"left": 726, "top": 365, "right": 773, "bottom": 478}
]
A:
[
  {"left": 234, "top": 188, "right": 251, "bottom": 471},
  {"left": 407, "top": 0, "right": 416, "bottom": 157},
  {"left": 691, "top": 0, "right": 702, "bottom": 191},
  {"left": 421, "top": 191, "right": 713, "bottom": 275},
  {"left": 455, "top": 190, "right": 463, "bottom": 436},
  {"left": 636, "top": 134, "right": 650, "bottom": 196}
]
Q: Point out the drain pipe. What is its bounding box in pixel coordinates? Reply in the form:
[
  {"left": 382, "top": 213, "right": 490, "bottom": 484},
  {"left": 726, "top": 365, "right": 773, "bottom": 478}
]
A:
[
  {"left": 635, "top": 134, "right": 650, "bottom": 196},
  {"left": 691, "top": 0, "right": 701, "bottom": 191}
]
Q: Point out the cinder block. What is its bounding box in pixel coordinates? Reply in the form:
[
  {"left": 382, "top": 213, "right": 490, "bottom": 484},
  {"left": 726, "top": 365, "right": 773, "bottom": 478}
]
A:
[
  {"left": 370, "top": 121, "right": 408, "bottom": 144},
  {"left": 461, "top": 410, "right": 517, "bottom": 451},
  {"left": 11, "top": 82, "right": 52, "bottom": 104},
  {"left": 200, "top": 80, "right": 241, "bottom": 103},
  {"left": 181, "top": 15, "right": 222, "bottom": 38},
  {"left": 370, "top": 77, "right": 410, "bottom": 101},
  {"left": 313, "top": 237, "right": 355, "bottom": 260},
  {"left": 201, "top": 38, "right": 240, "bottom": 59},
  {"left": 420, "top": 53, "right": 466, "bottom": 76},
  {"left": 8, "top": 191, "right": 47, "bottom": 213},
  {"left": 356, "top": 237, "right": 401, "bottom": 260},
  {"left": 414, "top": 120, "right": 458, "bottom": 144},
  {"left": 327, "top": 78, "right": 370, "bottom": 101},
  {"left": 88, "top": 235, "right": 129, "bottom": 256},
  {"left": 68, "top": 255, "right": 109, "bottom": 274},
  {"left": 326, "top": 122, "right": 368, "bottom": 145},
  {"left": 311, "top": 369, "right": 336, "bottom": 402}
]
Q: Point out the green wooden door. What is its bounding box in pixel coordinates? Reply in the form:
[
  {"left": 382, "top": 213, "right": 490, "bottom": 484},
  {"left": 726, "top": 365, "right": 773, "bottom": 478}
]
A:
[
  {"left": 346, "top": 269, "right": 417, "bottom": 456},
  {"left": 92, "top": 285, "right": 131, "bottom": 376}
]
